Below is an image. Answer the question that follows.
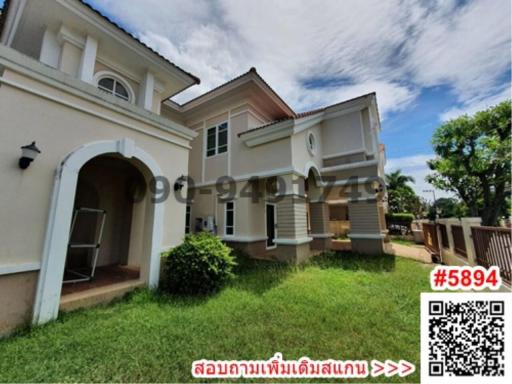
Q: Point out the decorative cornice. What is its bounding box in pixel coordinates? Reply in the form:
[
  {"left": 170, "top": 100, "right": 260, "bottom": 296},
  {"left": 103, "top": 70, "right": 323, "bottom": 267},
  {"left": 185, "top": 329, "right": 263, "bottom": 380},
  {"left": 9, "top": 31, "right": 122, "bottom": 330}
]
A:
[{"left": 0, "top": 45, "right": 197, "bottom": 143}]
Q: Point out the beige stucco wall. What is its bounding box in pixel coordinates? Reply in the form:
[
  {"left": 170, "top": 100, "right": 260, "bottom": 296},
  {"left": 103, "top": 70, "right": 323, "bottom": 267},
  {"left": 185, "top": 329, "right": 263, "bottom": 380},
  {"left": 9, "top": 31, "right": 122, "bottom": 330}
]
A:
[
  {"left": 187, "top": 122, "right": 203, "bottom": 183},
  {"left": 321, "top": 111, "right": 364, "bottom": 157},
  {"left": 59, "top": 41, "right": 82, "bottom": 78},
  {"left": 0, "top": 68, "right": 191, "bottom": 270},
  {"left": 188, "top": 180, "right": 267, "bottom": 239},
  {"left": 0, "top": 271, "right": 38, "bottom": 336},
  {"left": 179, "top": 102, "right": 293, "bottom": 185},
  {"left": 231, "top": 110, "right": 292, "bottom": 178},
  {"left": 291, "top": 123, "right": 323, "bottom": 175},
  {"left": 160, "top": 106, "right": 186, "bottom": 125},
  {"left": 361, "top": 108, "right": 375, "bottom": 154}
]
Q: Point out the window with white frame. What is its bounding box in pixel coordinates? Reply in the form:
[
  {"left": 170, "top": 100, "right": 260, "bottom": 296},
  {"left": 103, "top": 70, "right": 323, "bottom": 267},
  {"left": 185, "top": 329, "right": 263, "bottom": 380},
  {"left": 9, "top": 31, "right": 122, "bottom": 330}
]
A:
[
  {"left": 225, "top": 201, "right": 235, "bottom": 236},
  {"left": 185, "top": 205, "right": 191, "bottom": 234},
  {"left": 206, "top": 122, "right": 228, "bottom": 157},
  {"left": 97, "top": 75, "right": 133, "bottom": 102}
]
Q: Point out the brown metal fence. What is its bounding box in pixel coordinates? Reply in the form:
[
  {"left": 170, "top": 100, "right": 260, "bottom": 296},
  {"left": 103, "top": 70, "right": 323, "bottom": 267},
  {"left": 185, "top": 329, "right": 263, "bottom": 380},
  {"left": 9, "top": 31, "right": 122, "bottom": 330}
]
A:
[
  {"left": 472, "top": 226, "right": 512, "bottom": 284},
  {"left": 451, "top": 225, "right": 467, "bottom": 257},
  {"left": 438, "top": 224, "right": 449, "bottom": 249},
  {"left": 423, "top": 223, "right": 439, "bottom": 254}
]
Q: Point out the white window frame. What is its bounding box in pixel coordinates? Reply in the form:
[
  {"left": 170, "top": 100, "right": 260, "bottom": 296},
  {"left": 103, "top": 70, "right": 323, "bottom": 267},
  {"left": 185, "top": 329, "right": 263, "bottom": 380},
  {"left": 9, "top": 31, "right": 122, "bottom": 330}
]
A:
[
  {"left": 93, "top": 70, "right": 135, "bottom": 103},
  {"left": 306, "top": 131, "right": 317, "bottom": 156},
  {"left": 265, "top": 202, "right": 278, "bottom": 249},
  {"left": 205, "top": 121, "right": 228, "bottom": 158},
  {"left": 224, "top": 200, "right": 235, "bottom": 237}
]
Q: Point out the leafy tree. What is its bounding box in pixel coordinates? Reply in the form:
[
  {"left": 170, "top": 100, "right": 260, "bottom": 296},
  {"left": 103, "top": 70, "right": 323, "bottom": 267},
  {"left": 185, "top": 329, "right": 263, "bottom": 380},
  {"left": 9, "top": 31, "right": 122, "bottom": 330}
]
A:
[
  {"left": 385, "top": 170, "right": 421, "bottom": 214},
  {"left": 386, "top": 170, "right": 415, "bottom": 191},
  {"left": 427, "top": 100, "right": 511, "bottom": 225},
  {"left": 428, "top": 197, "right": 468, "bottom": 219}
]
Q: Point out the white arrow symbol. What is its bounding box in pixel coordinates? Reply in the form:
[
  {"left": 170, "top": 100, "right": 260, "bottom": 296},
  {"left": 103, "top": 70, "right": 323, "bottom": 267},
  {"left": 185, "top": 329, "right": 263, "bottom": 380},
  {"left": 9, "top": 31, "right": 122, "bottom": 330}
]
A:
[
  {"left": 399, "top": 360, "right": 415, "bottom": 377},
  {"left": 370, "top": 360, "right": 386, "bottom": 377},
  {"left": 385, "top": 360, "right": 399, "bottom": 377}
]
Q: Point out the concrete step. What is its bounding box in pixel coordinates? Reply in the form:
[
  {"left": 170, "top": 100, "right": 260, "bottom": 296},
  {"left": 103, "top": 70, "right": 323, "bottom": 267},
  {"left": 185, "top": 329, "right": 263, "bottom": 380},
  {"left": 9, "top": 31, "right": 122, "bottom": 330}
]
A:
[{"left": 60, "top": 279, "right": 145, "bottom": 313}]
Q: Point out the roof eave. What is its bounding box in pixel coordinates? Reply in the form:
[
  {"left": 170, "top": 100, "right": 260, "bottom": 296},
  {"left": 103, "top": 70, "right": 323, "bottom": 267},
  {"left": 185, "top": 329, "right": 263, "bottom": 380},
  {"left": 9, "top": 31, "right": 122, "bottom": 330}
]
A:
[{"left": 169, "top": 68, "right": 295, "bottom": 117}]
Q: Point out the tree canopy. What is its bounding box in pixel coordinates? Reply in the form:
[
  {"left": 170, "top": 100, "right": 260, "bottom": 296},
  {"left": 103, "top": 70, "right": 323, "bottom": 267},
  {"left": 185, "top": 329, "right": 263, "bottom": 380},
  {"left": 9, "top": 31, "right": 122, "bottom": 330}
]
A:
[
  {"left": 427, "top": 100, "right": 511, "bottom": 225},
  {"left": 385, "top": 169, "right": 424, "bottom": 216}
]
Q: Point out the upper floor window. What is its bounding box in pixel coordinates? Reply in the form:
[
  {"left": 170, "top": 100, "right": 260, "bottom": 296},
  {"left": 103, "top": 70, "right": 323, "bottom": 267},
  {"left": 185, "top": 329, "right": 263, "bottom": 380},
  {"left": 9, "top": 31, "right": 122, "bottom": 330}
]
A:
[
  {"left": 94, "top": 71, "right": 134, "bottom": 103},
  {"left": 306, "top": 131, "right": 317, "bottom": 155},
  {"left": 206, "top": 122, "right": 228, "bottom": 157}
]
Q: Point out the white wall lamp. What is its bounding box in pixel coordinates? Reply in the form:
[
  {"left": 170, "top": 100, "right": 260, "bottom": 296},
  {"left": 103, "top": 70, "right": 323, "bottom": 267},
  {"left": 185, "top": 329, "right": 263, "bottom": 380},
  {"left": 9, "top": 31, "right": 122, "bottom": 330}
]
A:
[{"left": 19, "top": 141, "right": 41, "bottom": 169}]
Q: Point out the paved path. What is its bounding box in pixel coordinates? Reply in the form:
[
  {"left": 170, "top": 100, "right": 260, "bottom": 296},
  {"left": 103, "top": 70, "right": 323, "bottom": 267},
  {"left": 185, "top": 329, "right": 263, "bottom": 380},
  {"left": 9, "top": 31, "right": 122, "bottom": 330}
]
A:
[{"left": 385, "top": 242, "right": 432, "bottom": 264}]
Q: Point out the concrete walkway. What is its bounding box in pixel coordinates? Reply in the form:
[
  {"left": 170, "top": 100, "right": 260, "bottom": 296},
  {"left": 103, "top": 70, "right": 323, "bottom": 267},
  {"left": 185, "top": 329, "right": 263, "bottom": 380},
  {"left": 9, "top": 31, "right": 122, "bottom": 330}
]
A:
[{"left": 385, "top": 242, "right": 432, "bottom": 264}]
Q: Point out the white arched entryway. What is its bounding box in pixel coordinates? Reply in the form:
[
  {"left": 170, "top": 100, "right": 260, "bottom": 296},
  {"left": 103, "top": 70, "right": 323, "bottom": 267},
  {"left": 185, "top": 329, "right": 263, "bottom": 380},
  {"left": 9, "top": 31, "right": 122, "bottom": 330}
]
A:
[{"left": 33, "top": 138, "right": 164, "bottom": 324}]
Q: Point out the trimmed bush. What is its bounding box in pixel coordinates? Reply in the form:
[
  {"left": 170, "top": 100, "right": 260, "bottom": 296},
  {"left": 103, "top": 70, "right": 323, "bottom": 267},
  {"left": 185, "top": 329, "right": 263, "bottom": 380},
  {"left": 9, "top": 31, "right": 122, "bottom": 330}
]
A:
[
  {"left": 162, "top": 232, "right": 237, "bottom": 295},
  {"left": 385, "top": 212, "right": 415, "bottom": 235}
]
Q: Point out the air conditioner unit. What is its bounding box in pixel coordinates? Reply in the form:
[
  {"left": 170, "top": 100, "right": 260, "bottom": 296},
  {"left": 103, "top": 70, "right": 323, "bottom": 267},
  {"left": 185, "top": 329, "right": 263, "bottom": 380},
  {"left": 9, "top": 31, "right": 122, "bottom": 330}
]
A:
[{"left": 203, "top": 215, "right": 216, "bottom": 234}]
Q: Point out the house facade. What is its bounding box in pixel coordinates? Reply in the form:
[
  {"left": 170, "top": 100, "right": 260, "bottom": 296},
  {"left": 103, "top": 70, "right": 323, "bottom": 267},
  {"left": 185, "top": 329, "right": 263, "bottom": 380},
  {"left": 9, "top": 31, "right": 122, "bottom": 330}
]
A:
[{"left": 0, "top": 0, "right": 386, "bottom": 336}]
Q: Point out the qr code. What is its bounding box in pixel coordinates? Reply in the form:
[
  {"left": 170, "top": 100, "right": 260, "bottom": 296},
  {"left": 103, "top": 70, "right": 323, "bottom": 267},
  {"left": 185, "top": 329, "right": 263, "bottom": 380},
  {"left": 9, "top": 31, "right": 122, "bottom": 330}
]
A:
[{"left": 421, "top": 293, "right": 511, "bottom": 383}]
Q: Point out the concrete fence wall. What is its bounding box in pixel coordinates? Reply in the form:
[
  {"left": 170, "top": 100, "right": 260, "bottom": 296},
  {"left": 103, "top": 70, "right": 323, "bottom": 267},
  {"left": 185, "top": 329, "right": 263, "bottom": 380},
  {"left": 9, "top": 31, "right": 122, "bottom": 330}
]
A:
[{"left": 436, "top": 217, "right": 482, "bottom": 266}]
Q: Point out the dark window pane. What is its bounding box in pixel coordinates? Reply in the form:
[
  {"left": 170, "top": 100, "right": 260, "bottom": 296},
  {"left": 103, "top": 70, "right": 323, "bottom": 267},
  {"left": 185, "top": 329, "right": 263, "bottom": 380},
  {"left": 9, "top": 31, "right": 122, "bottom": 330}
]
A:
[
  {"left": 115, "top": 82, "right": 129, "bottom": 99},
  {"left": 98, "top": 77, "right": 114, "bottom": 90},
  {"left": 226, "top": 212, "right": 234, "bottom": 227},
  {"left": 218, "top": 132, "right": 227, "bottom": 151},
  {"left": 217, "top": 123, "right": 228, "bottom": 153},
  {"left": 185, "top": 206, "right": 191, "bottom": 233},
  {"left": 207, "top": 127, "right": 216, "bottom": 156},
  {"left": 226, "top": 201, "right": 234, "bottom": 234}
]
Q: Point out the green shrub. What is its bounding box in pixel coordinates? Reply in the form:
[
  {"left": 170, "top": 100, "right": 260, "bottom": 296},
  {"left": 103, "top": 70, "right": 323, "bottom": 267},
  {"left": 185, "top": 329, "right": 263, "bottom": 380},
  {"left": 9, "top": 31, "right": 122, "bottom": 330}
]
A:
[
  {"left": 385, "top": 212, "right": 414, "bottom": 224},
  {"left": 385, "top": 212, "right": 415, "bottom": 235},
  {"left": 162, "top": 232, "right": 237, "bottom": 295}
]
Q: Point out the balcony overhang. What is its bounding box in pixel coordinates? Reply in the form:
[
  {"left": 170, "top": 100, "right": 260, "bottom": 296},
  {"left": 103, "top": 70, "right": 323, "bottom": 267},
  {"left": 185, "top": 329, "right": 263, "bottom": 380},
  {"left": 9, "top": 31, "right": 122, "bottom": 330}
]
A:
[{"left": 240, "top": 96, "right": 371, "bottom": 148}]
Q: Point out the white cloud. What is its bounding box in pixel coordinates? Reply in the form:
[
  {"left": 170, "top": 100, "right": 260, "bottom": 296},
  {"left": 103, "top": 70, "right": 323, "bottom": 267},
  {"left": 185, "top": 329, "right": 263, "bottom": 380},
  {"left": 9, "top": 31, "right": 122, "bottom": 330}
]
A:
[
  {"left": 405, "top": 0, "right": 511, "bottom": 104},
  {"left": 440, "top": 85, "right": 511, "bottom": 121},
  {"left": 87, "top": 0, "right": 510, "bottom": 120},
  {"left": 385, "top": 154, "right": 454, "bottom": 201}
]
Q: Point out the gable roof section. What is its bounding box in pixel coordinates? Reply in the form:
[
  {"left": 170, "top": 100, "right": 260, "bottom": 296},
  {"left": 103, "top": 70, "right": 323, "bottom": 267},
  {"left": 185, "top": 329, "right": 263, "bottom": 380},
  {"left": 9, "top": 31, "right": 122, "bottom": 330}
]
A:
[
  {"left": 238, "top": 92, "right": 376, "bottom": 137},
  {"left": 0, "top": 0, "right": 200, "bottom": 86},
  {"left": 166, "top": 67, "right": 295, "bottom": 117}
]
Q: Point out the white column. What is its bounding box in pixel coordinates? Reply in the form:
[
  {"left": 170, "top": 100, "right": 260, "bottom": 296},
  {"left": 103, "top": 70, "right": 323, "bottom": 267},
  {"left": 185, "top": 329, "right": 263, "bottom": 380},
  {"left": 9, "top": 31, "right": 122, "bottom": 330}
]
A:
[
  {"left": 461, "top": 217, "right": 482, "bottom": 266},
  {"left": 78, "top": 35, "right": 98, "bottom": 84},
  {"left": 39, "top": 29, "right": 60, "bottom": 68},
  {"left": 138, "top": 71, "right": 155, "bottom": 111}
]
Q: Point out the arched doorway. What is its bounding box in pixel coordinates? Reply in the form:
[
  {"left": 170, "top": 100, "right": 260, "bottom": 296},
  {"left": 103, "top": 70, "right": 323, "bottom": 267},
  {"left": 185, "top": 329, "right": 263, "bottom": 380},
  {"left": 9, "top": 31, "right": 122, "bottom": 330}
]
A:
[
  {"left": 33, "top": 139, "right": 164, "bottom": 325},
  {"left": 60, "top": 155, "right": 147, "bottom": 296}
]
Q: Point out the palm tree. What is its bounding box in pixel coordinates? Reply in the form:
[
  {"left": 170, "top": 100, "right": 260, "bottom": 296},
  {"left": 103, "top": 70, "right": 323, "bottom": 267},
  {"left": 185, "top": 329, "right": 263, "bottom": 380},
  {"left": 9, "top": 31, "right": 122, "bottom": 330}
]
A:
[
  {"left": 385, "top": 170, "right": 418, "bottom": 214},
  {"left": 385, "top": 170, "right": 415, "bottom": 191}
]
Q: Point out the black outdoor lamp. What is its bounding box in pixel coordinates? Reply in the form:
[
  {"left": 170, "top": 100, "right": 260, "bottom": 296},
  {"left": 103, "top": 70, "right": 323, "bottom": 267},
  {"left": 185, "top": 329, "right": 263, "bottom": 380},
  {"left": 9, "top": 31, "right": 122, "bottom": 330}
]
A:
[
  {"left": 19, "top": 141, "right": 41, "bottom": 169},
  {"left": 174, "top": 175, "right": 187, "bottom": 191}
]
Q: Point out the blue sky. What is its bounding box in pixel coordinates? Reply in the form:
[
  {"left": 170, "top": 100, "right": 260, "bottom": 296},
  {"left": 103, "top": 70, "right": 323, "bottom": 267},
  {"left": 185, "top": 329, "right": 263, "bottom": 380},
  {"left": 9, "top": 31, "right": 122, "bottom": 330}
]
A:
[{"left": 2, "top": 0, "right": 510, "bottom": 199}]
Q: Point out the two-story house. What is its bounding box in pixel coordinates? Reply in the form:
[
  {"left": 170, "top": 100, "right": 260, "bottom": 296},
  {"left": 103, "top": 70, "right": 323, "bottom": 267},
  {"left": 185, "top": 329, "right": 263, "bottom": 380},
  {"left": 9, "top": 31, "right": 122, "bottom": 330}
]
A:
[
  {"left": 162, "top": 68, "right": 387, "bottom": 263},
  {"left": 0, "top": 0, "right": 386, "bottom": 336}
]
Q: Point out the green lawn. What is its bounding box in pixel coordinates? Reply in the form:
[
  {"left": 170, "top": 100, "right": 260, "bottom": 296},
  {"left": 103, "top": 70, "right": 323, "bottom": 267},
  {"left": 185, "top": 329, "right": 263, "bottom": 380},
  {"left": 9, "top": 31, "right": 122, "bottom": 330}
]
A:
[
  {"left": 390, "top": 236, "right": 418, "bottom": 247},
  {"left": 0, "top": 252, "right": 432, "bottom": 382}
]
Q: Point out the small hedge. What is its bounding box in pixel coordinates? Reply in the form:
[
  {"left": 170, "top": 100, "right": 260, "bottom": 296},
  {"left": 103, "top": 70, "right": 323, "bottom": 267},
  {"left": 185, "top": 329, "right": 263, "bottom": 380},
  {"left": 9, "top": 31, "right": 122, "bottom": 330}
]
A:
[
  {"left": 385, "top": 212, "right": 415, "bottom": 224},
  {"left": 385, "top": 212, "right": 415, "bottom": 235},
  {"left": 161, "top": 232, "right": 237, "bottom": 295}
]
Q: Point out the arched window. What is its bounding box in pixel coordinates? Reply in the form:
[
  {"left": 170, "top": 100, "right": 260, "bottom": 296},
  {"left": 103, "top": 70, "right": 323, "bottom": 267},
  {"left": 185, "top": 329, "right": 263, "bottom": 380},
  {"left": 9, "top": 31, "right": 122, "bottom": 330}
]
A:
[
  {"left": 94, "top": 71, "right": 134, "bottom": 103},
  {"left": 306, "top": 131, "right": 317, "bottom": 155}
]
